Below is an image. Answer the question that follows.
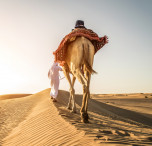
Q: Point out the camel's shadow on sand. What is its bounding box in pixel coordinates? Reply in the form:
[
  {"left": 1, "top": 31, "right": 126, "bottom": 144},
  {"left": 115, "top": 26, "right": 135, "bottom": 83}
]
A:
[{"left": 54, "top": 90, "right": 152, "bottom": 145}]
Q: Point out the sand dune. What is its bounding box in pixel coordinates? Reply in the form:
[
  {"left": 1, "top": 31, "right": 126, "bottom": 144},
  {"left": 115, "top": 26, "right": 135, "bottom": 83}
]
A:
[
  {"left": 0, "top": 94, "right": 32, "bottom": 100},
  {"left": 0, "top": 89, "right": 95, "bottom": 146},
  {"left": 0, "top": 89, "right": 152, "bottom": 145}
]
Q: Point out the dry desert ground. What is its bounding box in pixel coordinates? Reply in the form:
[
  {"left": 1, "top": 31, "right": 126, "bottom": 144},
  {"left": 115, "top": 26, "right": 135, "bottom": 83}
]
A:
[{"left": 0, "top": 89, "right": 152, "bottom": 146}]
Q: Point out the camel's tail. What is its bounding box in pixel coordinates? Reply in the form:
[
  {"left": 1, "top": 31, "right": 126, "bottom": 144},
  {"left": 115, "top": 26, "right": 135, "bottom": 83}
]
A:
[
  {"left": 83, "top": 44, "right": 97, "bottom": 75},
  {"left": 84, "top": 59, "right": 97, "bottom": 74}
]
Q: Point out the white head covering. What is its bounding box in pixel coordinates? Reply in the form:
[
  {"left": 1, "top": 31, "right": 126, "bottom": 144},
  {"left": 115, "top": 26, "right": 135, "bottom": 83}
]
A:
[{"left": 50, "top": 62, "right": 58, "bottom": 75}]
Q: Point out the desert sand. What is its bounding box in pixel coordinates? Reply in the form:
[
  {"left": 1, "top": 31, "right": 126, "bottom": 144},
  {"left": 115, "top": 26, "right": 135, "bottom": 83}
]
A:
[
  {"left": 0, "top": 94, "right": 32, "bottom": 100},
  {"left": 0, "top": 89, "right": 152, "bottom": 146}
]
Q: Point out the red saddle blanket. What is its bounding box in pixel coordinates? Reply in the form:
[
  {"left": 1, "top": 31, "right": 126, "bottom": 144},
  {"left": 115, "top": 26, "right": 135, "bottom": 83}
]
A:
[{"left": 53, "top": 28, "right": 108, "bottom": 65}]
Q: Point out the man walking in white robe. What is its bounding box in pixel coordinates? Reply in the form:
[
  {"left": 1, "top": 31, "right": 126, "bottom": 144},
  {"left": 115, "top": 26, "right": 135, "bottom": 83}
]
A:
[{"left": 48, "top": 62, "right": 62, "bottom": 102}]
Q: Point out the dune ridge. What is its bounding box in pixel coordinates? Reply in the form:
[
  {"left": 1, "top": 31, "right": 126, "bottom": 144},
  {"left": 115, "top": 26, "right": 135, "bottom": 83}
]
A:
[
  {"left": 0, "top": 94, "right": 32, "bottom": 100},
  {"left": 1, "top": 89, "right": 96, "bottom": 146}
]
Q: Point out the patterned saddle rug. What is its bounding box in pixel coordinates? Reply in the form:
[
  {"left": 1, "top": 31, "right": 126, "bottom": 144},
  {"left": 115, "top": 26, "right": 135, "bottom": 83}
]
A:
[{"left": 53, "top": 28, "right": 108, "bottom": 65}]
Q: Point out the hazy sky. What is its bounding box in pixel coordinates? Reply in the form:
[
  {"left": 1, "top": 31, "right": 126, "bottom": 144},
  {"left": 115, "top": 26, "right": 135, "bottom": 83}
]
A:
[{"left": 0, "top": 0, "right": 152, "bottom": 94}]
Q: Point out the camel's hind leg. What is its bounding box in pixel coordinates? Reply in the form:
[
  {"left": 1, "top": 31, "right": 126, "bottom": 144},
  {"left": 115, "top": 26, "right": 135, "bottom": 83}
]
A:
[
  {"left": 62, "top": 65, "right": 76, "bottom": 113},
  {"left": 72, "top": 67, "right": 90, "bottom": 123},
  {"left": 81, "top": 70, "right": 91, "bottom": 117}
]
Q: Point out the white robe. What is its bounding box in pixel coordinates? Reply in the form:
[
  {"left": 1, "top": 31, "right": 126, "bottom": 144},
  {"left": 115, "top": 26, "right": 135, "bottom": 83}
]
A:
[{"left": 48, "top": 63, "right": 62, "bottom": 98}]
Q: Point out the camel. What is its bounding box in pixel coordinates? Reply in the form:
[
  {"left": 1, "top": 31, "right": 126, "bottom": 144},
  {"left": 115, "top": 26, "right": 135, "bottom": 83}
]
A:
[{"left": 62, "top": 36, "right": 96, "bottom": 123}]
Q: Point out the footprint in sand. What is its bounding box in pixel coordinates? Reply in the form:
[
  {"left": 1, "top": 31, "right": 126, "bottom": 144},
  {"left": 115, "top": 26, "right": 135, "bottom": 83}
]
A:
[
  {"left": 99, "top": 129, "right": 130, "bottom": 137},
  {"left": 148, "top": 137, "right": 152, "bottom": 141},
  {"left": 99, "top": 129, "right": 112, "bottom": 134},
  {"left": 116, "top": 130, "right": 130, "bottom": 136}
]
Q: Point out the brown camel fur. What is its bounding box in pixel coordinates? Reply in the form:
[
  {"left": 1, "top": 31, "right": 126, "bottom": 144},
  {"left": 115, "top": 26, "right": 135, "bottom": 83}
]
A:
[{"left": 62, "top": 36, "right": 96, "bottom": 123}]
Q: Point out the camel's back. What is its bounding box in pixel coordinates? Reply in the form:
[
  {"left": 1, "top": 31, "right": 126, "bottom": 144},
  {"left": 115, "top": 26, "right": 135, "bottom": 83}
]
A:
[{"left": 65, "top": 37, "right": 95, "bottom": 68}]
